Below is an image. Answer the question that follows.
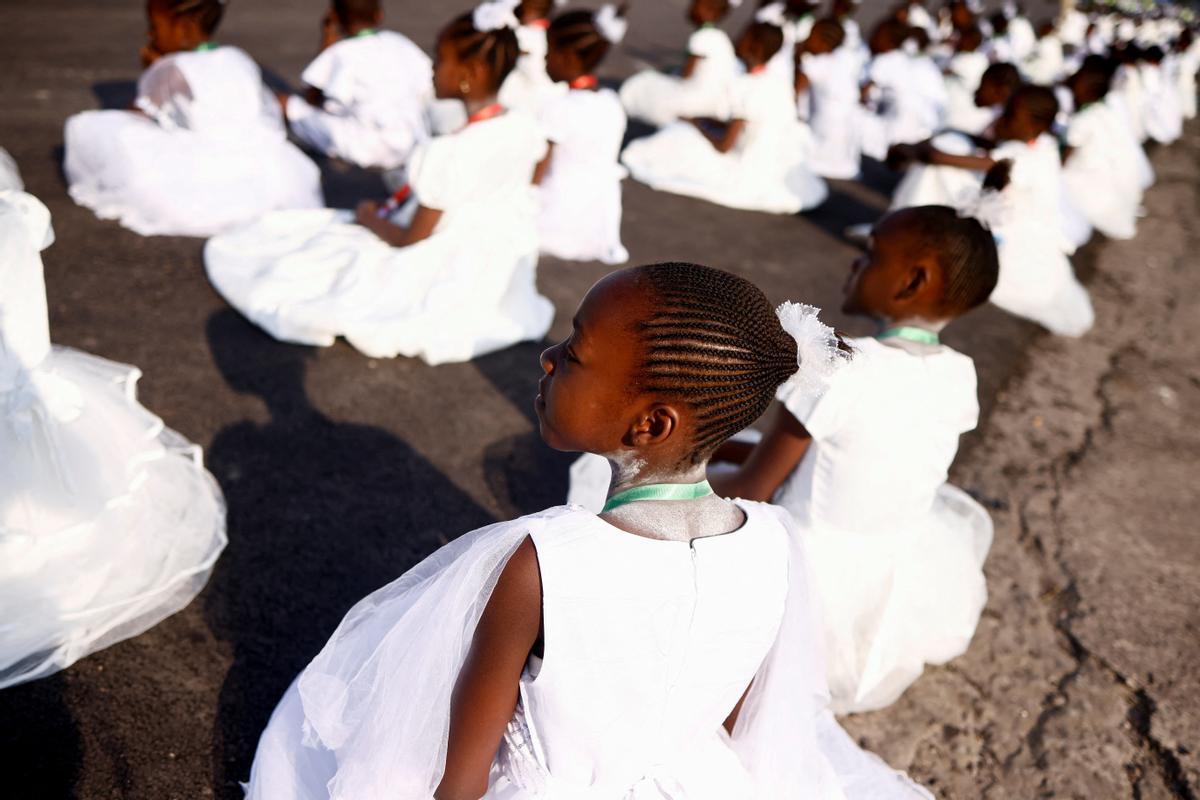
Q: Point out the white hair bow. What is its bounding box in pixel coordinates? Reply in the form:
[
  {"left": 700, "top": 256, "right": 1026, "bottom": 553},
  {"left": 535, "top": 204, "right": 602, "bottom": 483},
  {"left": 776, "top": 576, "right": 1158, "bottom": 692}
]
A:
[
  {"left": 595, "top": 4, "right": 628, "bottom": 43},
  {"left": 756, "top": 2, "right": 788, "bottom": 27},
  {"left": 775, "top": 303, "right": 851, "bottom": 404},
  {"left": 950, "top": 186, "right": 1009, "bottom": 232},
  {"left": 472, "top": 0, "right": 520, "bottom": 33}
]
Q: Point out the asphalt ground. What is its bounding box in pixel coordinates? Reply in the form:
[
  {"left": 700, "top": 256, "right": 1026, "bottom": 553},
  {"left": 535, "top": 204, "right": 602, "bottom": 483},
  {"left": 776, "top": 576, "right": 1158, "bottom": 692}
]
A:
[{"left": 0, "top": 1, "right": 1194, "bottom": 797}]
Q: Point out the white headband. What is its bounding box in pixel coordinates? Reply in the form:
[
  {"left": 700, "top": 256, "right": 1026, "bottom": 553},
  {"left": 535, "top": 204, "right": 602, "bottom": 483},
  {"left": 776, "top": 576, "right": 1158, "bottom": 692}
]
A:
[
  {"left": 756, "top": 2, "right": 788, "bottom": 27},
  {"left": 775, "top": 303, "right": 851, "bottom": 404},
  {"left": 473, "top": 0, "right": 520, "bottom": 33},
  {"left": 595, "top": 4, "right": 628, "bottom": 43}
]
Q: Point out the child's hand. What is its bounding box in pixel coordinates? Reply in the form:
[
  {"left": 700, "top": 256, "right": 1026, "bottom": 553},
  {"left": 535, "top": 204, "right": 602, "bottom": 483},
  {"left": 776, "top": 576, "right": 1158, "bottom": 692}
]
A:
[
  {"left": 982, "top": 159, "right": 1013, "bottom": 191},
  {"left": 355, "top": 200, "right": 383, "bottom": 227}
]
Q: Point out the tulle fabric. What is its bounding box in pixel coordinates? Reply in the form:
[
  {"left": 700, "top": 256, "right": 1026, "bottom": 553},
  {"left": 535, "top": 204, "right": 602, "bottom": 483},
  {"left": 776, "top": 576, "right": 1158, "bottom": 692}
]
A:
[{"left": 0, "top": 147, "right": 22, "bottom": 192}]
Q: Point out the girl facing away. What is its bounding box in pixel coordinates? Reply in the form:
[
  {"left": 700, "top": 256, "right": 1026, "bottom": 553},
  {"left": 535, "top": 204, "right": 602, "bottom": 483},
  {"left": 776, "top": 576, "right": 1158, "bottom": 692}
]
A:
[
  {"left": 498, "top": 0, "right": 563, "bottom": 115},
  {"left": 535, "top": 5, "right": 630, "bottom": 265},
  {"left": 244, "top": 262, "right": 931, "bottom": 799},
  {"left": 281, "top": 0, "right": 435, "bottom": 170},
  {"left": 0, "top": 184, "right": 226, "bottom": 689},
  {"left": 887, "top": 85, "right": 1094, "bottom": 337},
  {"left": 707, "top": 206, "right": 999, "bottom": 714},
  {"left": 622, "top": 19, "right": 828, "bottom": 215},
  {"left": 619, "top": 0, "right": 741, "bottom": 128},
  {"left": 204, "top": 2, "right": 554, "bottom": 366},
  {"left": 794, "top": 17, "right": 864, "bottom": 181},
  {"left": 63, "top": 0, "right": 322, "bottom": 237}
]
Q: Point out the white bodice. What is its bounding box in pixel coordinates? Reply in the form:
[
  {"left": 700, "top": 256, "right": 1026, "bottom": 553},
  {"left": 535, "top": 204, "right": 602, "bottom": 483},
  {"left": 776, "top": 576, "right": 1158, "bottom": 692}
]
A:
[
  {"left": 505, "top": 502, "right": 789, "bottom": 796},
  {"left": 0, "top": 191, "right": 54, "bottom": 389}
]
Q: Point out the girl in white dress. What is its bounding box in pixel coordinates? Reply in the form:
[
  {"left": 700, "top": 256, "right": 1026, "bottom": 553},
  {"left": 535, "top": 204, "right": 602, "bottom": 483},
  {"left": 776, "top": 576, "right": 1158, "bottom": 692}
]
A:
[
  {"left": 859, "top": 19, "right": 939, "bottom": 160},
  {"left": 795, "top": 18, "right": 864, "bottom": 180},
  {"left": 1061, "top": 57, "right": 1145, "bottom": 240},
  {"left": 0, "top": 189, "right": 227, "bottom": 689},
  {"left": 243, "top": 261, "right": 931, "bottom": 799},
  {"left": 622, "top": 20, "right": 828, "bottom": 215},
  {"left": 1138, "top": 46, "right": 1184, "bottom": 145},
  {"left": 499, "top": 0, "right": 563, "bottom": 114},
  {"left": 619, "top": 0, "right": 741, "bottom": 127},
  {"left": 888, "top": 86, "right": 1094, "bottom": 337},
  {"left": 204, "top": 4, "right": 554, "bottom": 366},
  {"left": 941, "top": 26, "right": 991, "bottom": 133},
  {"left": 282, "top": 0, "right": 434, "bottom": 170},
  {"left": 706, "top": 206, "right": 998, "bottom": 714},
  {"left": 63, "top": 0, "right": 321, "bottom": 237},
  {"left": 535, "top": 5, "right": 629, "bottom": 265},
  {"left": 758, "top": 1, "right": 818, "bottom": 83}
]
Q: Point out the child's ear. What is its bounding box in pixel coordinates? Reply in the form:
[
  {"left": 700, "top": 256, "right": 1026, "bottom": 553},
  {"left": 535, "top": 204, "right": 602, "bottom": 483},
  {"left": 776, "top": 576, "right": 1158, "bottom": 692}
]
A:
[
  {"left": 894, "top": 264, "right": 928, "bottom": 302},
  {"left": 624, "top": 405, "right": 680, "bottom": 448}
]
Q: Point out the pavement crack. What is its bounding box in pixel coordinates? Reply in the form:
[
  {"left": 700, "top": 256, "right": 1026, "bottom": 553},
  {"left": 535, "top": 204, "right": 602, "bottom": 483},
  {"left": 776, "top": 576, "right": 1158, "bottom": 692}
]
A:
[{"left": 1127, "top": 689, "right": 1198, "bottom": 800}]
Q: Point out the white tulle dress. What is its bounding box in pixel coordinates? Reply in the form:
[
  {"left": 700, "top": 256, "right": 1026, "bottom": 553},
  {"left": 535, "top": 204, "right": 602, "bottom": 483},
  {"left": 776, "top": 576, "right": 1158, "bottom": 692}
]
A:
[
  {"left": 1138, "top": 62, "right": 1183, "bottom": 145},
  {"left": 770, "top": 337, "right": 993, "bottom": 714},
  {"left": 205, "top": 110, "right": 554, "bottom": 365},
  {"left": 286, "top": 30, "right": 434, "bottom": 169},
  {"left": 889, "top": 131, "right": 986, "bottom": 212},
  {"left": 63, "top": 45, "right": 322, "bottom": 237},
  {"left": 988, "top": 135, "right": 1095, "bottom": 337},
  {"left": 799, "top": 48, "right": 865, "bottom": 181},
  {"left": 0, "top": 191, "right": 227, "bottom": 689},
  {"left": 622, "top": 70, "right": 828, "bottom": 214},
  {"left": 244, "top": 504, "right": 931, "bottom": 799},
  {"left": 942, "top": 51, "right": 992, "bottom": 133},
  {"left": 1061, "top": 100, "right": 1144, "bottom": 240},
  {"left": 500, "top": 23, "right": 558, "bottom": 115},
  {"left": 620, "top": 25, "right": 738, "bottom": 127},
  {"left": 536, "top": 86, "right": 629, "bottom": 265}
]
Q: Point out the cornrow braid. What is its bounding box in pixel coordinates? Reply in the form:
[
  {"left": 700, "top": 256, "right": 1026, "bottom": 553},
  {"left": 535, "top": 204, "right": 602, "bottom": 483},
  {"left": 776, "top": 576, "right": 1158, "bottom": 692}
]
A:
[
  {"left": 636, "top": 263, "right": 799, "bottom": 465},
  {"left": 165, "top": 0, "right": 226, "bottom": 35},
  {"left": 442, "top": 12, "right": 521, "bottom": 93},
  {"left": 903, "top": 206, "right": 999, "bottom": 314},
  {"left": 548, "top": 10, "right": 612, "bottom": 73}
]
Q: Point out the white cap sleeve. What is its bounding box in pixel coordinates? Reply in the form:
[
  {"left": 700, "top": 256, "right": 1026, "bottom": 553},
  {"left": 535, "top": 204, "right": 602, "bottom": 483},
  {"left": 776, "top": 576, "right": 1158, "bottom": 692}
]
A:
[{"left": 406, "top": 137, "right": 455, "bottom": 210}]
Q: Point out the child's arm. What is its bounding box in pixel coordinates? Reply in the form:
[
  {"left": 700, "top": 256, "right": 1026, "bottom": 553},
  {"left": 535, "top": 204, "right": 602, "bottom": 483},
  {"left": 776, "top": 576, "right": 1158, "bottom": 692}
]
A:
[
  {"left": 355, "top": 202, "right": 444, "bottom": 247},
  {"left": 709, "top": 405, "right": 813, "bottom": 502},
  {"left": 687, "top": 117, "right": 746, "bottom": 153},
  {"left": 891, "top": 140, "right": 997, "bottom": 172},
  {"left": 436, "top": 538, "right": 542, "bottom": 800},
  {"left": 532, "top": 142, "right": 555, "bottom": 186}
]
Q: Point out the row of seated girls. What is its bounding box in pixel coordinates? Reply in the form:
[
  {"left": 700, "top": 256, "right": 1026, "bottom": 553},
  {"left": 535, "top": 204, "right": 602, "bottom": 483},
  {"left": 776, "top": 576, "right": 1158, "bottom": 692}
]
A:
[{"left": 5, "top": 0, "right": 1197, "bottom": 794}]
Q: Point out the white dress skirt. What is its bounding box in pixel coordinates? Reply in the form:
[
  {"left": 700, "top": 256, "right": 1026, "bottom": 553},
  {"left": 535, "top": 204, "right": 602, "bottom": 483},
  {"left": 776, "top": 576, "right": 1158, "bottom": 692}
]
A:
[
  {"left": 988, "top": 136, "right": 1095, "bottom": 338},
  {"left": 620, "top": 26, "right": 739, "bottom": 127},
  {"left": 1061, "top": 100, "right": 1143, "bottom": 240},
  {"left": 286, "top": 30, "right": 434, "bottom": 169},
  {"left": 0, "top": 191, "right": 226, "bottom": 689},
  {"left": 800, "top": 48, "right": 865, "bottom": 181},
  {"left": 889, "top": 132, "right": 985, "bottom": 211},
  {"left": 244, "top": 504, "right": 931, "bottom": 799},
  {"left": 64, "top": 46, "right": 322, "bottom": 237},
  {"left": 205, "top": 111, "right": 554, "bottom": 365},
  {"left": 537, "top": 87, "right": 629, "bottom": 265},
  {"left": 622, "top": 71, "right": 828, "bottom": 214}
]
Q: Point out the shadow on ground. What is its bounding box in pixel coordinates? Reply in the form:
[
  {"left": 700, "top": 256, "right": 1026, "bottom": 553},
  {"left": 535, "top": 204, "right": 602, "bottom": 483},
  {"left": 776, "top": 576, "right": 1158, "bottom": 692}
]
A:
[{"left": 201, "top": 310, "right": 494, "bottom": 798}]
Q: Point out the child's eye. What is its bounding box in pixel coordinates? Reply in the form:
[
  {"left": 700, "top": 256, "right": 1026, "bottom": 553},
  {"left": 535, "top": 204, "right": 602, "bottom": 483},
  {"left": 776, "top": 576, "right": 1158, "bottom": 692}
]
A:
[{"left": 565, "top": 346, "right": 580, "bottom": 364}]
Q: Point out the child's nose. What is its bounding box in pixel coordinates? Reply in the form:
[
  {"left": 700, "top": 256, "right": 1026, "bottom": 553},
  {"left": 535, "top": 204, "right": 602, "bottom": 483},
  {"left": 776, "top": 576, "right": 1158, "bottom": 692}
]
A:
[{"left": 539, "top": 345, "right": 557, "bottom": 375}]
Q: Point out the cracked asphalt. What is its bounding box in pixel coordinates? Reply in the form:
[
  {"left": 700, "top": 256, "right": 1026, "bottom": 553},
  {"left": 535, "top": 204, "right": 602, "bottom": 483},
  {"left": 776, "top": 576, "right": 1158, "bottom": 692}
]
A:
[{"left": 0, "top": 1, "right": 1195, "bottom": 797}]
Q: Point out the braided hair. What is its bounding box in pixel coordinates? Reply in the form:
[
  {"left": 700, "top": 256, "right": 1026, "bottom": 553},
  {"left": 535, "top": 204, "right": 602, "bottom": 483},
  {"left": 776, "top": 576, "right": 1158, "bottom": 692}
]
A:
[
  {"left": 634, "top": 263, "right": 800, "bottom": 465},
  {"left": 548, "top": 9, "right": 617, "bottom": 73},
  {"left": 441, "top": 12, "right": 521, "bottom": 92},
  {"left": 809, "top": 17, "right": 847, "bottom": 51},
  {"left": 332, "top": 0, "right": 379, "bottom": 30},
  {"left": 743, "top": 21, "right": 785, "bottom": 62},
  {"left": 161, "top": 0, "right": 226, "bottom": 35},
  {"left": 904, "top": 207, "right": 999, "bottom": 315},
  {"left": 1013, "top": 83, "right": 1059, "bottom": 133}
]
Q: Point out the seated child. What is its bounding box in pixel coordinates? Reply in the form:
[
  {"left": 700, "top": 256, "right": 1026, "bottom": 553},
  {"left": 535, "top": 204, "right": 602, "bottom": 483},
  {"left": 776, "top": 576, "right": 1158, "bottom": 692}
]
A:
[
  {"left": 619, "top": 0, "right": 741, "bottom": 127},
  {"left": 243, "top": 261, "right": 931, "bottom": 799},
  {"left": 282, "top": 0, "right": 435, "bottom": 169},
  {"left": 709, "top": 206, "right": 999, "bottom": 713},
  {"left": 0, "top": 188, "right": 226, "bottom": 689},
  {"left": 535, "top": 5, "right": 630, "bottom": 265},
  {"left": 759, "top": 0, "right": 820, "bottom": 82},
  {"left": 795, "top": 17, "right": 864, "bottom": 180},
  {"left": 889, "top": 85, "right": 1094, "bottom": 336},
  {"left": 1138, "top": 45, "right": 1183, "bottom": 144},
  {"left": 1061, "top": 56, "right": 1144, "bottom": 240},
  {"left": 886, "top": 62, "right": 1021, "bottom": 211},
  {"left": 499, "top": 0, "right": 562, "bottom": 114},
  {"left": 942, "top": 25, "right": 990, "bottom": 132},
  {"left": 859, "top": 19, "right": 940, "bottom": 160},
  {"left": 1021, "top": 21, "right": 1065, "bottom": 85},
  {"left": 63, "top": 0, "right": 321, "bottom": 237},
  {"left": 622, "top": 19, "right": 828, "bottom": 214},
  {"left": 204, "top": 3, "right": 554, "bottom": 365}
]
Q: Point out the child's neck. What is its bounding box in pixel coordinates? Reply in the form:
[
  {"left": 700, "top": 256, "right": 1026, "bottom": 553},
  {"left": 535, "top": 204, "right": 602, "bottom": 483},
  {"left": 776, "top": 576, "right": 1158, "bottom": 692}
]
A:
[
  {"left": 875, "top": 316, "right": 947, "bottom": 336},
  {"left": 606, "top": 452, "right": 708, "bottom": 497},
  {"left": 463, "top": 94, "right": 501, "bottom": 119}
]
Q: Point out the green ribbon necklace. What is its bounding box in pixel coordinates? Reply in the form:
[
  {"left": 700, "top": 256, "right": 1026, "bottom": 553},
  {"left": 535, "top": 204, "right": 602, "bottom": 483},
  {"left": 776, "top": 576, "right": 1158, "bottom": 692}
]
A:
[
  {"left": 877, "top": 326, "right": 940, "bottom": 346},
  {"left": 354, "top": 27, "right": 378, "bottom": 38},
  {"left": 602, "top": 480, "right": 715, "bottom": 513},
  {"left": 194, "top": 41, "right": 218, "bottom": 52}
]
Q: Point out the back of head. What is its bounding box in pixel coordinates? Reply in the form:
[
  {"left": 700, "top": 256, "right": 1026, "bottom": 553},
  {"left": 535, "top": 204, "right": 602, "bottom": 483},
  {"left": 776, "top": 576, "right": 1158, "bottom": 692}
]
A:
[
  {"left": 1073, "top": 55, "right": 1113, "bottom": 100},
  {"left": 742, "top": 20, "right": 786, "bottom": 62},
  {"left": 1013, "top": 83, "right": 1059, "bottom": 132},
  {"left": 548, "top": 10, "right": 616, "bottom": 73},
  {"left": 870, "top": 18, "right": 910, "bottom": 52},
  {"left": 162, "top": 0, "right": 227, "bottom": 35},
  {"left": 906, "top": 207, "right": 999, "bottom": 317},
  {"left": 442, "top": 9, "right": 522, "bottom": 92},
  {"left": 332, "top": 0, "right": 380, "bottom": 31},
  {"left": 958, "top": 24, "right": 983, "bottom": 52},
  {"left": 634, "top": 263, "right": 801, "bottom": 463},
  {"left": 811, "top": 17, "right": 847, "bottom": 51},
  {"left": 980, "top": 61, "right": 1021, "bottom": 95}
]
